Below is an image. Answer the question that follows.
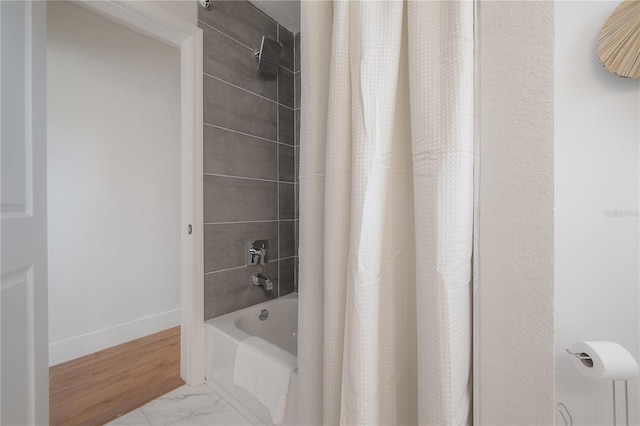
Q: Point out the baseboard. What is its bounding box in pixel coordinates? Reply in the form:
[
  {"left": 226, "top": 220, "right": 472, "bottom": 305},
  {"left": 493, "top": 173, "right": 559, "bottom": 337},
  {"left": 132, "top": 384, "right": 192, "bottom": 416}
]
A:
[{"left": 49, "top": 308, "right": 181, "bottom": 366}]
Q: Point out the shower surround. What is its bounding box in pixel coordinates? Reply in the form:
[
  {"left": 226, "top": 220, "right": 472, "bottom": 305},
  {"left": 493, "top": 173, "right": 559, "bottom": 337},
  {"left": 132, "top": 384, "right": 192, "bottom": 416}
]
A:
[{"left": 200, "top": 1, "right": 300, "bottom": 320}]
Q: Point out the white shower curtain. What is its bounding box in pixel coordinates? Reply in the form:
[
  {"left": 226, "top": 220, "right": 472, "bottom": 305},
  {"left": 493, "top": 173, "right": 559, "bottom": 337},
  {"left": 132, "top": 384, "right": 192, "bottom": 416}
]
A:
[{"left": 297, "top": 1, "right": 474, "bottom": 425}]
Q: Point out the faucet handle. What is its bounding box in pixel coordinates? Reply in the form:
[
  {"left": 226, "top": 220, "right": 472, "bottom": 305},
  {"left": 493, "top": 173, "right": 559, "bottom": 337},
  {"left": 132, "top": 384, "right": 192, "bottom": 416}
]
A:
[
  {"left": 247, "top": 240, "right": 269, "bottom": 266},
  {"left": 248, "top": 248, "right": 260, "bottom": 264},
  {"left": 258, "top": 248, "right": 267, "bottom": 264}
]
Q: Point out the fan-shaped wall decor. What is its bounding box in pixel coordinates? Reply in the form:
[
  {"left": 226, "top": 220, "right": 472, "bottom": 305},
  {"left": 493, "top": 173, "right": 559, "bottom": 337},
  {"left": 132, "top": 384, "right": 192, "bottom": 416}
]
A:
[{"left": 598, "top": 0, "right": 640, "bottom": 79}]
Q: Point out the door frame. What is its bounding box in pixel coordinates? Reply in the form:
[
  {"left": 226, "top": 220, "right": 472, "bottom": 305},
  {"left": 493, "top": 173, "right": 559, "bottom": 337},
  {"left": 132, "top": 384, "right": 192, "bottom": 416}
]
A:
[{"left": 74, "top": 0, "right": 205, "bottom": 385}]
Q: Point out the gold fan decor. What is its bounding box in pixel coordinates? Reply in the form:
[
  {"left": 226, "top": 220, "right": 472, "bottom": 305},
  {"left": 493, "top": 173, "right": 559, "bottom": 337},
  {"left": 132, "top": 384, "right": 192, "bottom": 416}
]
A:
[{"left": 598, "top": 0, "right": 640, "bottom": 79}]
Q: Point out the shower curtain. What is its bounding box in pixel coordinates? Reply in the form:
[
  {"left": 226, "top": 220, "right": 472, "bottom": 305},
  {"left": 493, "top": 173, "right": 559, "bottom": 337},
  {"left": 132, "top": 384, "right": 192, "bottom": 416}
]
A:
[{"left": 297, "top": 1, "right": 474, "bottom": 425}]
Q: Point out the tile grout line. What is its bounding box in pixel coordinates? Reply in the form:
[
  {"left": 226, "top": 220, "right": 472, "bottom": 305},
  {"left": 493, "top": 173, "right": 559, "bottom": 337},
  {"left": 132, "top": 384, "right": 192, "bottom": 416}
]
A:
[
  {"left": 203, "top": 72, "right": 274, "bottom": 105},
  {"left": 278, "top": 64, "right": 296, "bottom": 75},
  {"left": 204, "top": 219, "right": 295, "bottom": 226},
  {"left": 203, "top": 123, "right": 296, "bottom": 148},
  {"left": 204, "top": 256, "right": 297, "bottom": 276},
  {"left": 204, "top": 265, "right": 246, "bottom": 276},
  {"left": 203, "top": 72, "right": 295, "bottom": 110},
  {"left": 201, "top": 23, "right": 207, "bottom": 289},
  {"left": 198, "top": 19, "right": 253, "bottom": 52},
  {"left": 203, "top": 172, "right": 294, "bottom": 185},
  {"left": 293, "top": 34, "right": 302, "bottom": 291},
  {"left": 293, "top": 32, "right": 302, "bottom": 292},
  {"left": 293, "top": 26, "right": 298, "bottom": 293},
  {"left": 277, "top": 23, "right": 281, "bottom": 299},
  {"left": 294, "top": 33, "right": 298, "bottom": 168}
]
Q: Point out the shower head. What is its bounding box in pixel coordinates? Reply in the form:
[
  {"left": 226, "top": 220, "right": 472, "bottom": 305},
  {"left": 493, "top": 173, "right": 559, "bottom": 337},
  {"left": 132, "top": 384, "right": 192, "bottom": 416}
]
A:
[{"left": 254, "top": 36, "right": 282, "bottom": 75}]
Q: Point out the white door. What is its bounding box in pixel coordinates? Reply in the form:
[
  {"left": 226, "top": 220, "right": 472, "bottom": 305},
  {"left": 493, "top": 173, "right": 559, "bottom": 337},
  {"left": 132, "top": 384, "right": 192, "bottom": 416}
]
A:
[{"left": 1, "top": 1, "right": 49, "bottom": 425}]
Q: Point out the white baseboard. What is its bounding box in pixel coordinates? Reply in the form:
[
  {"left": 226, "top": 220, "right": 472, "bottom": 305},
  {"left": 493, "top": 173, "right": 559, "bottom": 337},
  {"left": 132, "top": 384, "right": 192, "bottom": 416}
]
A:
[{"left": 49, "top": 307, "right": 181, "bottom": 366}]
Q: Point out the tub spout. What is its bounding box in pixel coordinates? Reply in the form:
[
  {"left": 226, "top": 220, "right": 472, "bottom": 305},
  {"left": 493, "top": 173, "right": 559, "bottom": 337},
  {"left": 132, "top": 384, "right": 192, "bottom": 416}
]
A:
[{"left": 251, "top": 273, "right": 273, "bottom": 292}]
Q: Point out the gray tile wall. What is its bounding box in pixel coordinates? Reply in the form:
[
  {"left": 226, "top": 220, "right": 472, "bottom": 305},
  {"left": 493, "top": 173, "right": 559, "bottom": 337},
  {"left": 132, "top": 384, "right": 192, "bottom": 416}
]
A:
[
  {"left": 200, "top": 1, "right": 300, "bottom": 320},
  {"left": 294, "top": 32, "right": 300, "bottom": 293}
]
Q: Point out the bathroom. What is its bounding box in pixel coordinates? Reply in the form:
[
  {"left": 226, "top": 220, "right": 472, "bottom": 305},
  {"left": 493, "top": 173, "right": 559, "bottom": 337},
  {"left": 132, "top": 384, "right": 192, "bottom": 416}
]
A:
[{"left": 1, "top": 0, "right": 640, "bottom": 425}]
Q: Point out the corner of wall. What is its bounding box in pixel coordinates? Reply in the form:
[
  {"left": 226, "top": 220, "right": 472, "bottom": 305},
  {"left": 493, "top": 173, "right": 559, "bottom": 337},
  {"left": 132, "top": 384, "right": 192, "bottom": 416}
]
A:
[{"left": 477, "top": 1, "right": 555, "bottom": 423}]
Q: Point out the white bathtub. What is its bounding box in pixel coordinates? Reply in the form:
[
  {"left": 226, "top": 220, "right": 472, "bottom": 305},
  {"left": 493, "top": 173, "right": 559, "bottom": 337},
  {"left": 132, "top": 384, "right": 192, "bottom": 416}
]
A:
[{"left": 205, "top": 293, "right": 298, "bottom": 425}]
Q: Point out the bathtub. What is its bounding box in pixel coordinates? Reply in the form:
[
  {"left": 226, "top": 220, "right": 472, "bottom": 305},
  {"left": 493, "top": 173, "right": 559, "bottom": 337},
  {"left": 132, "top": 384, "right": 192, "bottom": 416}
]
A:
[{"left": 205, "top": 293, "right": 298, "bottom": 425}]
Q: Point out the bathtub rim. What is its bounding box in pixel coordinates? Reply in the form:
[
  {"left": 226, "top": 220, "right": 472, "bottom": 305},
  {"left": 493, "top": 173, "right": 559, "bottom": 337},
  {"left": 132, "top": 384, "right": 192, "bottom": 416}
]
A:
[{"left": 204, "top": 292, "right": 298, "bottom": 353}]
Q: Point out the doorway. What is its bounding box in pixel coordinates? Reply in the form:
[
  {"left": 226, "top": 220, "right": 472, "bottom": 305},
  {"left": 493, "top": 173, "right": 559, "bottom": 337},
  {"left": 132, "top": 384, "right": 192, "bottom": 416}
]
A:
[
  {"left": 47, "top": 0, "right": 182, "bottom": 368},
  {"left": 45, "top": 1, "right": 202, "bottom": 423}
]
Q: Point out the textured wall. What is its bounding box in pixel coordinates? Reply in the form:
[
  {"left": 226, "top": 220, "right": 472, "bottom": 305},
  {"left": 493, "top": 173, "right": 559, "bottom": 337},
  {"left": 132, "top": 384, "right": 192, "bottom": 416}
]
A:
[
  {"left": 200, "top": 1, "right": 299, "bottom": 319},
  {"left": 555, "top": 2, "right": 640, "bottom": 424},
  {"left": 47, "top": 1, "right": 181, "bottom": 365},
  {"left": 477, "top": 2, "right": 555, "bottom": 423}
]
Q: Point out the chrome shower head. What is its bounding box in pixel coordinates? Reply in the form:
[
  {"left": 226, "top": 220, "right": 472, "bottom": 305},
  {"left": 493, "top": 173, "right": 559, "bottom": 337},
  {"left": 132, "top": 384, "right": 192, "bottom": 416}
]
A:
[{"left": 254, "top": 36, "right": 282, "bottom": 75}]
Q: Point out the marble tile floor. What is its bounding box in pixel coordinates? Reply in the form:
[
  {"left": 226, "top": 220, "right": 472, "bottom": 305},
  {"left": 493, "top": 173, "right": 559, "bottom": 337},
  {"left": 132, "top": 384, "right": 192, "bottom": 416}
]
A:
[{"left": 107, "top": 384, "right": 251, "bottom": 426}]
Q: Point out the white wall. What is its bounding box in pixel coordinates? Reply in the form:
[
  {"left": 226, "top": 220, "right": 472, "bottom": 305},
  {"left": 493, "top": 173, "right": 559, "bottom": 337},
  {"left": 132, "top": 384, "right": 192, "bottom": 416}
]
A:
[
  {"left": 47, "top": 1, "right": 181, "bottom": 366},
  {"left": 555, "top": 2, "right": 640, "bottom": 424},
  {"left": 477, "top": 2, "right": 556, "bottom": 424}
]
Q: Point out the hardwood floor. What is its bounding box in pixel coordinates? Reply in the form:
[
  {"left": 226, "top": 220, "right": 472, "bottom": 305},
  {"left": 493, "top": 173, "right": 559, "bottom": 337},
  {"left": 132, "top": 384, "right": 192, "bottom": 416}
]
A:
[{"left": 50, "top": 327, "right": 184, "bottom": 426}]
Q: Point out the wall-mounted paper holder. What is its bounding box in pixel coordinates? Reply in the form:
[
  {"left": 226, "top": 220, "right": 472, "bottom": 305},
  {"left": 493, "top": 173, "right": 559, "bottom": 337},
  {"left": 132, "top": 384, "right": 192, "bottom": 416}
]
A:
[
  {"left": 566, "top": 343, "right": 637, "bottom": 426},
  {"left": 566, "top": 348, "right": 592, "bottom": 360}
]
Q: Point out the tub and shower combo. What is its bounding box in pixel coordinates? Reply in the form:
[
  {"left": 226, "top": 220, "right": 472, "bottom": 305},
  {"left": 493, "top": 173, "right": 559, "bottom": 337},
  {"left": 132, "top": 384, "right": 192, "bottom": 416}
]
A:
[{"left": 205, "top": 293, "right": 298, "bottom": 425}]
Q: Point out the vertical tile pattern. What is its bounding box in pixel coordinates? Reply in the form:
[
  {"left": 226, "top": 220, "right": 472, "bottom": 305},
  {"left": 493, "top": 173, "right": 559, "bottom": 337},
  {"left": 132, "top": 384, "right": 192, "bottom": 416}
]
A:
[
  {"left": 295, "top": 109, "right": 300, "bottom": 146},
  {"left": 294, "top": 146, "right": 299, "bottom": 181},
  {"left": 278, "top": 105, "right": 294, "bottom": 145},
  {"left": 278, "top": 144, "right": 294, "bottom": 182},
  {"left": 293, "top": 32, "right": 301, "bottom": 293},
  {"left": 279, "top": 257, "right": 295, "bottom": 297},
  {"left": 278, "top": 68, "right": 294, "bottom": 109},
  {"left": 200, "top": 2, "right": 300, "bottom": 320},
  {"left": 294, "top": 72, "right": 301, "bottom": 109},
  {"left": 279, "top": 183, "right": 295, "bottom": 220},
  {"left": 279, "top": 25, "right": 294, "bottom": 72},
  {"left": 294, "top": 32, "right": 300, "bottom": 73},
  {"left": 278, "top": 220, "right": 295, "bottom": 259}
]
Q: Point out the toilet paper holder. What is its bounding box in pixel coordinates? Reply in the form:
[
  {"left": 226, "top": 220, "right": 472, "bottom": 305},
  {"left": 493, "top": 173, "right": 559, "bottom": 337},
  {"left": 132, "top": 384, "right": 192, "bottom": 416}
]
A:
[
  {"left": 566, "top": 348, "right": 595, "bottom": 368},
  {"left": 565, "top": 348, "right": 592, "bottom": 360},
  {"left": 566, "top": 347, "right": 632, "bottom": 426}
]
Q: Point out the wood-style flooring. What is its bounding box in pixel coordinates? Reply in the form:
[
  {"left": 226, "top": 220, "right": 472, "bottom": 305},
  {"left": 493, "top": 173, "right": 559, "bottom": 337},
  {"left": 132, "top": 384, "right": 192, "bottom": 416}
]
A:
[{"left": 49, "top": 326, "right": 184, "bottom": 426}]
